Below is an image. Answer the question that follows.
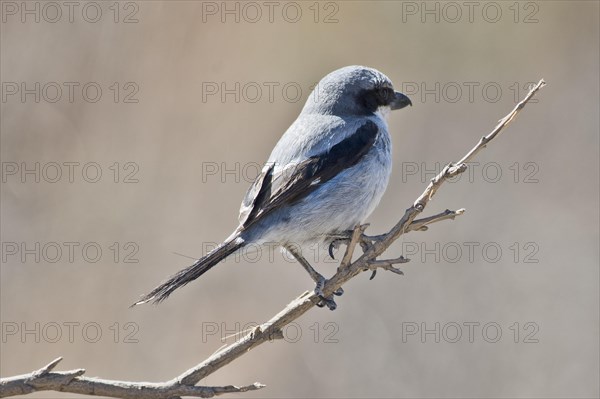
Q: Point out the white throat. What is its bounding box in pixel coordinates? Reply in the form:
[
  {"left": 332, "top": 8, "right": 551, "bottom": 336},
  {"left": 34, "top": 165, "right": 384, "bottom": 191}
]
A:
[{"left": 375, "top": 105, "right": 391, "bottom": 121}]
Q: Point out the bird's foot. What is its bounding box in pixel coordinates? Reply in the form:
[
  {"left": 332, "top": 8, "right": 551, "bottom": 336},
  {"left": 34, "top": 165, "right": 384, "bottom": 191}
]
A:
[
  {"left": 316, "top": 296, "right": 337, "bottom": 310},
  {"left": 314, "top": 277, "right": 343, "bottom": 310},
  {"left": 328, "top": 225, "right": 377, "bottom": 259},
  {"left": 327, "top": 232, "right": 352, "bottom": 260}
]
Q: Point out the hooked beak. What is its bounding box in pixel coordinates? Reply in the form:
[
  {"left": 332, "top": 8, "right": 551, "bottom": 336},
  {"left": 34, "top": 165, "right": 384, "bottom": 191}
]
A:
[{"left": 390, "top": 91, "right": 412, "bottom": 110}]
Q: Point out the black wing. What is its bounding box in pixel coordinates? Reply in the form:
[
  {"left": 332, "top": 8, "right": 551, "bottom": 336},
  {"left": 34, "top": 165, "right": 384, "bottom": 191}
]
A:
[{"left": 239, "top": 120, "right": 379, "bottom": 230}]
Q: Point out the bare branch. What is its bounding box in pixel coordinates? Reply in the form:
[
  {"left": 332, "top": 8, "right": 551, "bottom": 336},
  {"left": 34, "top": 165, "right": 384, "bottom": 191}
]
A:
[
  {"left": 366, "top": 208, "right": 466, "bottom": 241},
  {"left": 0, "top": 358, "right": 264, "bottom": 399},
  {"left": 409, "top": 208, "right": 466, "bottom": 231},
  {"left": 454, "top": 79, "right": 546, "bottom": 167},
  {"left": 0, "top": 80, "right": 545, "bottom": 398}
]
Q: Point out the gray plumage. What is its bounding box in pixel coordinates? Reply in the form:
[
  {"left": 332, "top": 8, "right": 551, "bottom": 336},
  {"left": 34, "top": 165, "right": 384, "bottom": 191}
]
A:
[{"left": 134, "top": 66, "right": 411, "bottom": 306}]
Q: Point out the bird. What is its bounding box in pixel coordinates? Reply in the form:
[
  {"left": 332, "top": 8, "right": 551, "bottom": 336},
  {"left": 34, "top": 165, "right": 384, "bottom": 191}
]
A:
[{"left": 133, "top": 66, "right": 412, "bottom": 310}]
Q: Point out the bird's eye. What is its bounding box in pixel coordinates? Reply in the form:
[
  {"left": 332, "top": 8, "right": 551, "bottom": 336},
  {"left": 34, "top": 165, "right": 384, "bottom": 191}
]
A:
[
  {"left": 361, "top": 87, "right": 394, "bottom": 112},
  {"left": 377, "top": 88, "right": 393, "bottom": 105}
]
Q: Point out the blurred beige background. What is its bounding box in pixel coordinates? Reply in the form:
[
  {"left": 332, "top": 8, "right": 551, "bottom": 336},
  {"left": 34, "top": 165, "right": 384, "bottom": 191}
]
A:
[{"left": 1, "top": 1, "right": 598, "bottom": 398}]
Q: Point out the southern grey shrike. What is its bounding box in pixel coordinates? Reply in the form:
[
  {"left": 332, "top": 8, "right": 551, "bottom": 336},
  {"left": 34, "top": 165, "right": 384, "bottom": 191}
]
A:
[{"left": 134, "top": 66, "right": 411, "bottom": 310}]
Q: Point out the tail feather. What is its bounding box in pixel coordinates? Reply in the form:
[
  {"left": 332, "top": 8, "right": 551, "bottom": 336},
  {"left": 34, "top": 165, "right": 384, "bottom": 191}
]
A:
[{"left": 132, "top": 236, "right": 244, "bottom": 306}]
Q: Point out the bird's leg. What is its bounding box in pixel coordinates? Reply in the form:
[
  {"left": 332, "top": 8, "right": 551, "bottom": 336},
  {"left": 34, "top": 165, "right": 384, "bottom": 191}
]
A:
[{"left": 285, "top": 245, "right": 341, "bottom": 310}]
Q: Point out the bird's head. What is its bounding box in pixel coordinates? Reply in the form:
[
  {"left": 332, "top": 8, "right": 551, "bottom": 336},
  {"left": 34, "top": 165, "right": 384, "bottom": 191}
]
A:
[{"left": 303, "top": 65, "right": 412, "bottom": 118}]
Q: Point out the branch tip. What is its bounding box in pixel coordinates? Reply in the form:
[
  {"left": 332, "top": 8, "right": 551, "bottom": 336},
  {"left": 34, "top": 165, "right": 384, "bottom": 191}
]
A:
[{"left": 41, "top": 357, "right": 63, "bottom": 374}]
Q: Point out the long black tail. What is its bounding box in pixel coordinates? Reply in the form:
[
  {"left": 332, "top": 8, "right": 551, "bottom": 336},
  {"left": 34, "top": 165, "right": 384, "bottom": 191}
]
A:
[{"left": 132, "top": 236, "right": 245, "bottom": 306}]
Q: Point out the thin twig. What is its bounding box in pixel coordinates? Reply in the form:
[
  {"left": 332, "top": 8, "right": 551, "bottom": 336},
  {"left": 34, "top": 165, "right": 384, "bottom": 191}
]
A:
[{"left": 338, "top": 224, "right": 366, "bottom": 271}]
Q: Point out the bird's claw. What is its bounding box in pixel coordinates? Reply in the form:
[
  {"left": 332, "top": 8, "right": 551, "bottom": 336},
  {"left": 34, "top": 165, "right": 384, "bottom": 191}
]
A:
[
  {"left": 314, "top": 277, "right": 342, "bottom": 310},
  {"left": 316, "top": 296, "right": 337, "bottom": 310},
  {"left": 327, "top": 230, "right": 356, "bottom": 259},
  {"left": 328, "top": 241, "right": 338, "bottom": 259},
  {"left": 328, "top": 230, "right": 377, "bottom": 260}
]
